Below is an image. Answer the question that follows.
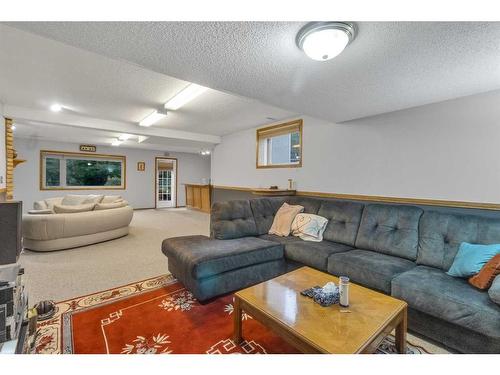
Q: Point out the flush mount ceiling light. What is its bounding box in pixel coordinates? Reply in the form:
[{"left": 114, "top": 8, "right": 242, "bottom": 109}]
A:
[
  {"left": 165, "top": 84, "right": 208, "bottom": 110},
  {"left": 139, "top": 110, "right": 167, "bottom": 127},
  {"left": 50, "top": 103, "right": 63, "bottom": 112},
  {"left": 111, "top": 139, "right": 123, "bottom": 146},
  {"left": 296, "top": 22, "right": 356, "bottom": 61},
  {"left": 200, "top": 150, "right": 211, "bottom": 156}
]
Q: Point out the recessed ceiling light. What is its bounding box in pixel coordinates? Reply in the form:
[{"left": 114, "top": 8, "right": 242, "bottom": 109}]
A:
[
  {"left": 139, "top": 110, "right": 167, "bottom": 127},
  {"left": 111, "top": 139, "right": 123, "bottom": 146},
  {"left": 165, "top": 84, "right": 208, "bottom": 110},
  {"left": 50, "top": 103, "right": 63, "bottom": 112},
  {"left": 296, "top": 22, "right": 356, "bottom": 61},
  {"left": 118, "top": 134, "right": 133, "bottom": 141},
  {"left": 200, "top": 150, "right": 211, "bottom": 156}
]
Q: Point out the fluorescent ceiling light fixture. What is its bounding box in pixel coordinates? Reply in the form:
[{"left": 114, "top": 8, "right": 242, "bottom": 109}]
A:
[
  {"left": 111, "top": 139, "right": 123, "bottom": 146},
  {"left": 296, "top": 22, "right": 356, "bottom": 61},
  {"left": 137, "top": 136, "right": 149, "bottom": 144},
  {"left": 118, "top": 134, "right": 133, "bottom": 141},
  {"left": 139, "top": 110, "right": 167, "bottom": 127},
  {"left": 50, "top": 103, "right": 63, "bottom": 112},
  {"left": 165, "top": 84, "right": 208, "bottom": 110}
]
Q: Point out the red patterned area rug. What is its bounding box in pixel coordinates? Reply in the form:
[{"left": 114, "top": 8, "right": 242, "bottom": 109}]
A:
[{"left": 35, "top": 275, "right": 430, "bottom": 354}]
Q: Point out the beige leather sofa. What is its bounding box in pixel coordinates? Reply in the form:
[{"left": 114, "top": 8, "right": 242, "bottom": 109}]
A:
[{"left": 23, "top": 195, "right": 134, "bottom": 252}]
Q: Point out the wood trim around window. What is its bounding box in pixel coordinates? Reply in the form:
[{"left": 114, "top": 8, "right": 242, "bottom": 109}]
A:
[
  {"left": 212, "top": 184, "right": 500, "bottom": 211},
  {"left": 39, "top": 150, "right": 127, "bottom": 191},
  {"left": 256, "top": 119, "right": 303, "bottom": 169}
]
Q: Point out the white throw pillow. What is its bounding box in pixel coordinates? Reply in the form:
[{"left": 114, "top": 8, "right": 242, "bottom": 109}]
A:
[
  {"left": 101, "top": 195, "right": 122, "bottom": 203},
  {"left": 53, "top": 203, "right": 96, "bottom": 214},
  {"left": 83, "top": 194, "right": 104, "bottom": 204},
  {"left": 33, "top": 200, "right": 48, "bottom": 210},
  {"left": 62, "top": 195, "right": 91, "bottom": 206},
  {"left": 268, "top": 202, "right": 304, "bottom": 237},
  {"left": 291, "top": 213, "right": 329, "bottom": 242},
  {"left": 44, "top": 197, "right": 64, "bottom": 209},
  {"left": 94, "top": 200, "right": 128, "bottom": 210}
]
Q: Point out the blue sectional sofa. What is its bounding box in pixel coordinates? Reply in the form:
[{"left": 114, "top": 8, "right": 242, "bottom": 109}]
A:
[{"left": 162, "top": 196, "right": 500, "bottom": 353}]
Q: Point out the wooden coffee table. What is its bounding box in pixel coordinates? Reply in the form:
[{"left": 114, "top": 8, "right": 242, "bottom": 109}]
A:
[{"left": 233, "top": 266, "right": 407, "bottom": 354}]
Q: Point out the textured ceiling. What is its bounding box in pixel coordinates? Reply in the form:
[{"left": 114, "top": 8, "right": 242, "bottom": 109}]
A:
[
  {"left": 8, "top": 21, "right": 500, "bottom": 122},
  {"left": 0, "top": 25, "right": 295, "bottom": 139}
]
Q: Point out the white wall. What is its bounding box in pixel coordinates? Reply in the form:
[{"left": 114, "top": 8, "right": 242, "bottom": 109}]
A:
[
  {"left": 14, "top": 138, "right": 211, "bottom": 211},
  {"left": 212, "top": 90, "right": 500, "bottom": 204}
]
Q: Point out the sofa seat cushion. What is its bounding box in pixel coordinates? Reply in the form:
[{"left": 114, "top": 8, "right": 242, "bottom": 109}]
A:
[
  {"left": 162, "top": 235, "right": 284, "bottom": 280},
  {"left": 284, "top": 240, "right": 353, "bottom": 271},
  {"left": 327, "top": 249, "right": 416, "bottom": 293},
  {"left": 391, "top": 266, "right": 500, "bottom": 338}
]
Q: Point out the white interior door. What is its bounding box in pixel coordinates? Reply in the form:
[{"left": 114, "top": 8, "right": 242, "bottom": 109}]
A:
[{"left": 156, "top": 158, "right": 177, "bottom": 208}]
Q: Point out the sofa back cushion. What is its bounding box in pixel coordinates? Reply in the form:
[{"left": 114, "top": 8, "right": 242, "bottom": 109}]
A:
[
  {"left": 417, "top": 211, "right": 500, "bottom": 271},
  {"left": 250, "top": 197, "right": 286, "bottom": 235},
  {"left": 210, "top": 200, "right": 258, "bottom": 239},
  {"left": 318, "top": 201, "right": 364, "bottom": 246},
  {"left": 285, "top": 197, "right": 322, "bottom": 214},
  {"left": 355, "top": 204, "right": 423, "bottom": 260},
  {"left": 101, "top": 195, "right": 123, "bottom": 203},
  {"left": 62, "top": 195, "right": 92, "bottom": 206}
]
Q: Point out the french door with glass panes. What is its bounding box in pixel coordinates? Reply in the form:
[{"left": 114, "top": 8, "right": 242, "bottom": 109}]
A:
[{"left": 155, "top": 158, "right": 177, "bottom": 208}]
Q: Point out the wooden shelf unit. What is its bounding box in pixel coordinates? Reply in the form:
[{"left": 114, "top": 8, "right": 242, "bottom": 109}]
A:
[
  {"left": 251, "top": 188, "right": 296, "bottom": 196},
  {"left": 185, "top": 183, "right": 211, "bottom": 213}
]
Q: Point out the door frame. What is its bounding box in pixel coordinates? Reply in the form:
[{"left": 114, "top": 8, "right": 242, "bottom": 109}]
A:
[{"left": 154, "top": 157, "right": 178, "bottom": 208}]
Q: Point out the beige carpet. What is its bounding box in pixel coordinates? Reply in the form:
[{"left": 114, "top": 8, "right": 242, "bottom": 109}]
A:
[
  {"left": 20, "top": 208, "right": 209, "bottom": 304},
  {"left": 21, "top": 208, "right": 449, "bottom": 353}
]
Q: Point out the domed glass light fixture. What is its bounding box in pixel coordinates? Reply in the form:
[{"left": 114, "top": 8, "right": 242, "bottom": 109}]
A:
[{"left": 296, "top": 22, "right": 356, "bottom": 61}]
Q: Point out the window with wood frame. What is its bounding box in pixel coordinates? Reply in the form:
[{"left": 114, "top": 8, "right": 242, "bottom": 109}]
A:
[
  {"left": 256, "top": 119, "right": 302, "bottom": 168},
  {"left": 40, "top": 150, "right": 126, "bottom": 190}
]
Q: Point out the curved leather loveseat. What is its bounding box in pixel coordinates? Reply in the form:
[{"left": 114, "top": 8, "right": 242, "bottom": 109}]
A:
[{"left": 23, "top": 205, "right": 133, "bottom": 252}]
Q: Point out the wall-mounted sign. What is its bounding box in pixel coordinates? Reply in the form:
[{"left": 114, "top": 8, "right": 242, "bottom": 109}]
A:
[
  {"left": 79, "top": 144, "right": 97, "bottom": 152},
  {"left": 137, "top": 161, "right": 146, "bottom": 172}
]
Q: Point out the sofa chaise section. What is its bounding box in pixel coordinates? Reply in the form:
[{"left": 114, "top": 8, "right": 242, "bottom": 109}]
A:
[{"left": 163, "top": 235, "right": 289, "bottom": 301}]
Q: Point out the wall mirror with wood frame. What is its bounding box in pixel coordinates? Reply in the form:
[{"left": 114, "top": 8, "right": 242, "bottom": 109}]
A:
[{"left": 256, "top": 119, "right": 303, "bottom": 169}]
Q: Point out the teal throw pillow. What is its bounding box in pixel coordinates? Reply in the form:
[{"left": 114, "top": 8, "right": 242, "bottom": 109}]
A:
[{"left": 447, "top": 242, "right": 500, "bottom": 278}]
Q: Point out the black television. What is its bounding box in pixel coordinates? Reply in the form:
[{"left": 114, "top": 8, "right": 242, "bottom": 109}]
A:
[{"left": 0, "top": 201, "right": 22, "bottom": 265}]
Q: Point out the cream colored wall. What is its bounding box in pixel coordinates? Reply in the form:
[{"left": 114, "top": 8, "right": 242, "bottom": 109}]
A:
[
  {"left": 211, "top": 90, "right": 500, "bottom": 204},
  {"left": 14, "top": 138, "right": 211, "bottom": 211}
]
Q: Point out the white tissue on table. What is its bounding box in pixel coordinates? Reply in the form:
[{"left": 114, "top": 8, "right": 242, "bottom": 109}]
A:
[{"left": 322, "top": 281, "right": 338, "bottom": 294}]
